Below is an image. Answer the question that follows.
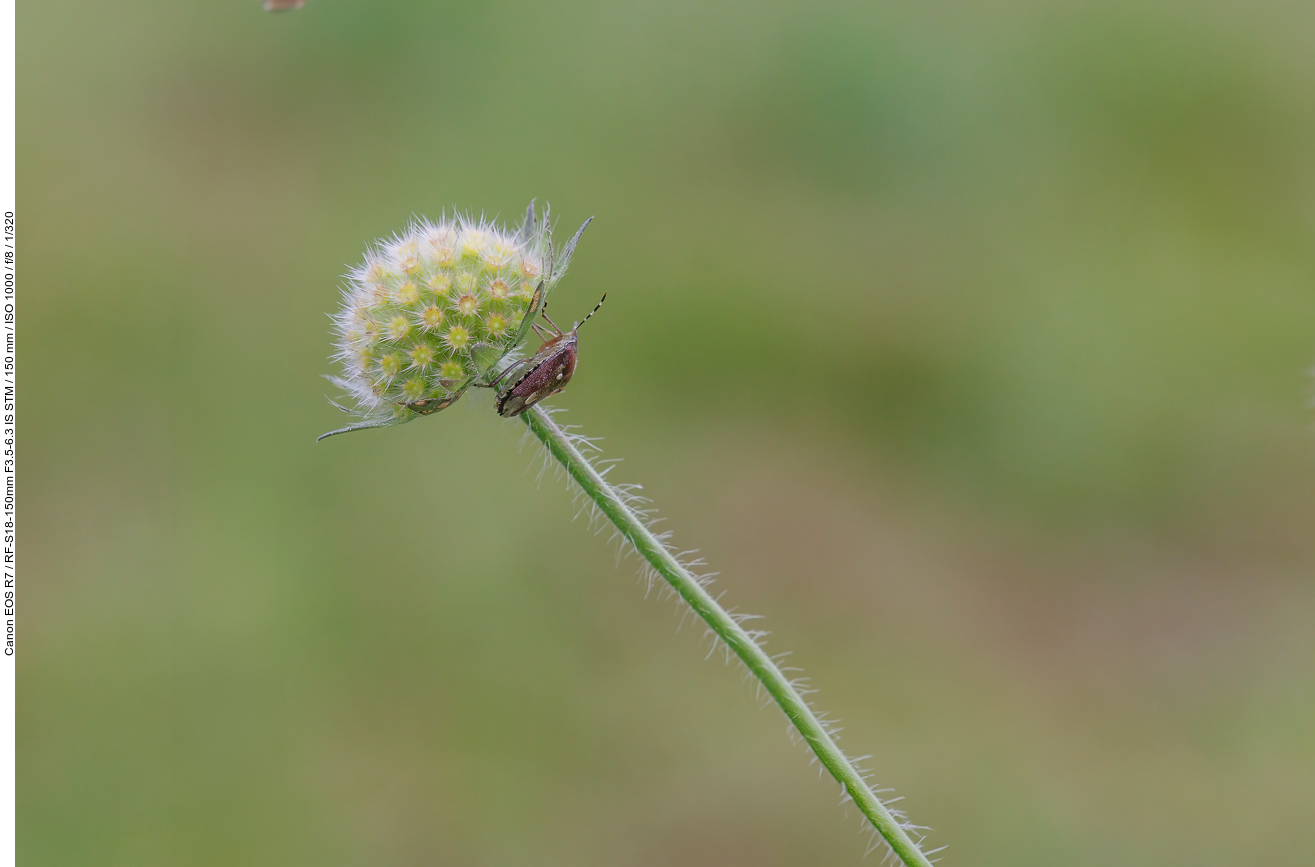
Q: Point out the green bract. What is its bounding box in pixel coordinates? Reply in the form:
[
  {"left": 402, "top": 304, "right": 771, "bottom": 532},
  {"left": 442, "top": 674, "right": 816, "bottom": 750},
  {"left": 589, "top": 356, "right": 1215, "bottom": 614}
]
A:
[{"left": 321, "top": 203, "right": 589, "bottom": 440}]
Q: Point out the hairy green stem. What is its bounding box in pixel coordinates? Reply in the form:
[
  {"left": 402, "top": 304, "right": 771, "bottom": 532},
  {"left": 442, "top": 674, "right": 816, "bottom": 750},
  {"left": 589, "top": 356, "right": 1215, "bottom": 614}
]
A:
[{"left": 521, "top": 404, "right": 934, "bottom": 867}]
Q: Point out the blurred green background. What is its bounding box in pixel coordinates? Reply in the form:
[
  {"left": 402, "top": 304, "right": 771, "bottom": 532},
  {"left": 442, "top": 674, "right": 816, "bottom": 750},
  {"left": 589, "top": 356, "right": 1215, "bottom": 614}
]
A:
[{"left": 19, "top": 1, "right": 1315, "bottom": 864}]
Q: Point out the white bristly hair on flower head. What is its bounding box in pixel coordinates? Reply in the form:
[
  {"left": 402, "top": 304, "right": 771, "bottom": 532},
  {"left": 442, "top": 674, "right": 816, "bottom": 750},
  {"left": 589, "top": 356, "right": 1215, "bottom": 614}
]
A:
[{"left": 320, "top": 202, "right": 590, "bottom": 440}]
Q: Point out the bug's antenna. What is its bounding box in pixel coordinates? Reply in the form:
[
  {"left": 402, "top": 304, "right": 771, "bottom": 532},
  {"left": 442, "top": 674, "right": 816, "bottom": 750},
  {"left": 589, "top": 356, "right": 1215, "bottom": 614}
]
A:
[{"left": 573, "top": 294, "right": 607, "bottom": 332}]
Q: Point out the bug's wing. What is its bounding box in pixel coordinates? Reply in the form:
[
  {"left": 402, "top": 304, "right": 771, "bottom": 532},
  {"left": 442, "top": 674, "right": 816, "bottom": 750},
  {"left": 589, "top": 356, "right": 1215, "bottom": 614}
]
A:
[{"left": 496, "top": 393, "right": 532, "bottom": 418}]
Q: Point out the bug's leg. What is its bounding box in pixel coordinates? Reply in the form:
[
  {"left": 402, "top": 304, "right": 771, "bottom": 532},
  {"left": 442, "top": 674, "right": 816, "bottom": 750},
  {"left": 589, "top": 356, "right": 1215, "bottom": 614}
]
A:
[
  {"left": 540, "top": 303, "right": 566, "bottom": 337},
  {"left": 531, "top": 323, "right": 552, "bottom": 340},
  {"left": 486, "top": 357, "right": 530, "bottom": 389}
]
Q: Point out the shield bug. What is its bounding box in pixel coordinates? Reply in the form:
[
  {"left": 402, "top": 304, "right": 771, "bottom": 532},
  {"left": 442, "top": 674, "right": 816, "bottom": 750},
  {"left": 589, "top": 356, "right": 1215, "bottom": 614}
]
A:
[{"left": 491, "top": 295, "right": 606, "bottom": 418}]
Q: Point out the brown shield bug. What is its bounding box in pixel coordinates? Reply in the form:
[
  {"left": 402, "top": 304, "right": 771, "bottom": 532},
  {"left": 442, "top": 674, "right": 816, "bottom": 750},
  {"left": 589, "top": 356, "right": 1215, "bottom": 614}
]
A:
[{"left": 491, "top": 294, "right": 606, "bottom": 418}]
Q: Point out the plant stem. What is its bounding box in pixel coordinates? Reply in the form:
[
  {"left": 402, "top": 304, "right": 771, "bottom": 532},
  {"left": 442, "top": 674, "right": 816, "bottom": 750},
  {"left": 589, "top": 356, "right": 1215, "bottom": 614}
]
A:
[{"left": 521, "top": 404, "right": 935, "bottom": 867}]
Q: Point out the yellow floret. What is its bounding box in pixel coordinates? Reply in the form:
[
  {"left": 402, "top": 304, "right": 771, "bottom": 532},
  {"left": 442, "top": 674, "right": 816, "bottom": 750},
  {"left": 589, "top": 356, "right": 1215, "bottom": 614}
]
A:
[
  {"left": 426, "top": 272, "right": 452, "bottom": 296},
  {"left": 486, "top": 240, "right": 516, "bottom": 268},
  {"left": 410, "top": 343, "right": 436, "bottom": 368},
  {"left": 401, "top": 377, "right": 427, "bottom": 400},
  {"left": 456, "top": 294, "right": 480, "bottom": 317},
  {"left": 420, "top": 305, "right": 445, "bottom": 330},
  {"left": 387, "top": 316, "right": 410, "bottom": 342},
  {"left": 395, "top": 281, "right": 420, "bottom": 305},
  {"left": 445, "top": 325, "right": 471, "bottom": 350},
  {"left": 460, "top": 229, "right": 490, "bottom": 260}
]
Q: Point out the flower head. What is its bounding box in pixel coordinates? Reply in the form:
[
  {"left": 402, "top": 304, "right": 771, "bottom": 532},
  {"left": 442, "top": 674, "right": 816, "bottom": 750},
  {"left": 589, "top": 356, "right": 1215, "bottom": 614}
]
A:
[
  {"left": 322, "top": 203, "right": 592, "bottom": 439},
  {"left": 455, "top": 293, "right": 480, "bottom": 318}
]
